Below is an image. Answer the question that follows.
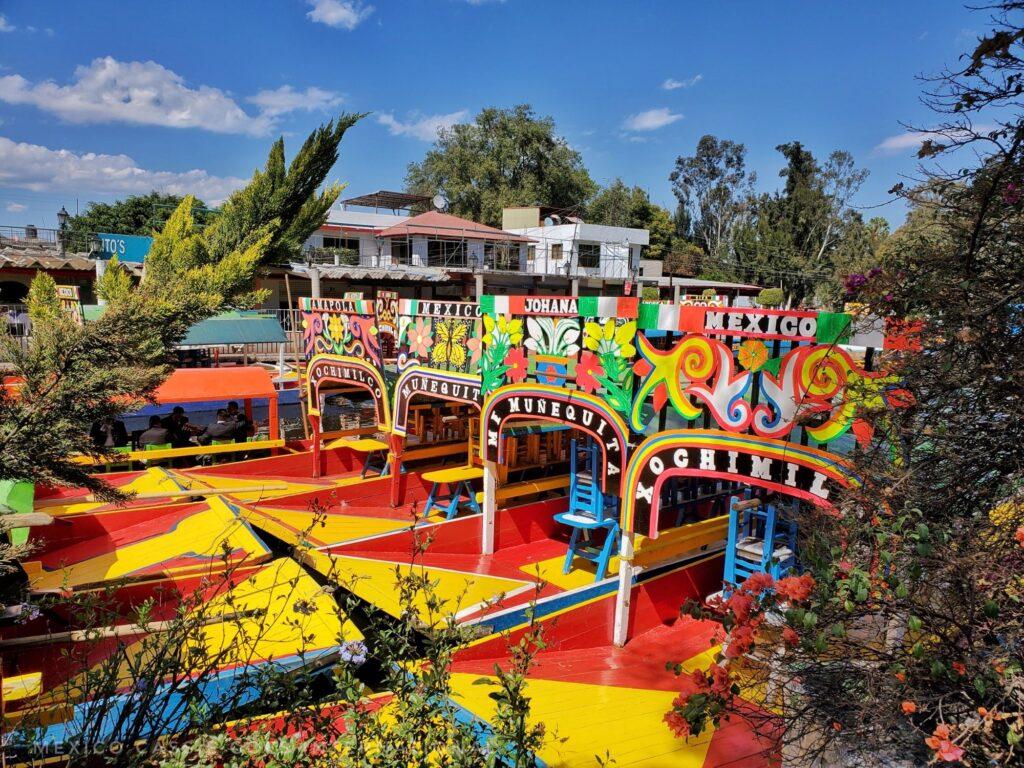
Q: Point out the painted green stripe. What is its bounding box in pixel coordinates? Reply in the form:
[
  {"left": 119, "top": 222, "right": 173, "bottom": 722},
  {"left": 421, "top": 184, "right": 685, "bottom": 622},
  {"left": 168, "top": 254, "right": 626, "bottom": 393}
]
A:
[
  {"left": 816, "top": 312, "right": 852, "bottom": 345},
  {"left": 577, "top": 296, "right": 598, "bottom": 317},
  {"left": 638, "top": 302, "right": 660, "bottom": 329},
  {"left": 479, "top": 295, "right": 495, "bottom": 314}
]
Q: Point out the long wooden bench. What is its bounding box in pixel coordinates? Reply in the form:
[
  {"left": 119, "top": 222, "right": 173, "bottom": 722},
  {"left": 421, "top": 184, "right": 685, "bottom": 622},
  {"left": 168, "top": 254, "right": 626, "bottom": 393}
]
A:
[
  {"left": 74, "top": 439, "right": 285, "bottom": 466},
  {"left": 630, "top": 514, "right": 729, "bottom": 569},
  {"left": 497, "top": 474, "right": 570, "bottom": 503},
  {"left": 398, "top": 441, "right": 470, "bottom": 465}
]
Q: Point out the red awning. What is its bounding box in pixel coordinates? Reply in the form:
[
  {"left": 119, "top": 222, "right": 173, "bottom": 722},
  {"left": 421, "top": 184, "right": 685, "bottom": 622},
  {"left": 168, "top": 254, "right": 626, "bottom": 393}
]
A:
[
  {"left": 376, "top": 210, "right": 534, "bottom": 243},
  {"left": 153, "top": 367, "right": 277, "bottom": 404}
]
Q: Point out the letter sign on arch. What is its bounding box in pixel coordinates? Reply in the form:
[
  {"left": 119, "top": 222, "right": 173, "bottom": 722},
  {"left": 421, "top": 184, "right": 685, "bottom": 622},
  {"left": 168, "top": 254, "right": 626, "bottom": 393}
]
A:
[
  {"left": 307, "top": 354, "right": 391, "bottom": 430},
  {"left": 480, "top": 383, "right": 629, "bottom": 496},
  {"left": 621, "top": 429, "right": 861, "bottom": 538},
  {"left": 393, "top": 367, "right": 482, "bottom": 438}
]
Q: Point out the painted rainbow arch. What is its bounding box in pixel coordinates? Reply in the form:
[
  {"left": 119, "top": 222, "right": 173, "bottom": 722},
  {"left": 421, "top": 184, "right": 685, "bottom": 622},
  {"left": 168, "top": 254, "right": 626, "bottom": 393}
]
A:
[
  {"left": 392, "top": 366, "right": 483, "bottom": 437},
  {"left": 306, "top": 353, "right": 391, "bottom": 431},
  {"left": 480, "top": 383, "right": 629, "bottom": 496},
  {"left": 622, "top": 429, "right": 861, "bottom": 538}
]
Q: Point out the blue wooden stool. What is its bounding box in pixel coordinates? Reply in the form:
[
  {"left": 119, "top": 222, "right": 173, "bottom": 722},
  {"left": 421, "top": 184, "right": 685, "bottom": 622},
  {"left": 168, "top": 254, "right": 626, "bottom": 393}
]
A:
[{"left": 421, "top": 466, "right": 484, "bottom": 519}]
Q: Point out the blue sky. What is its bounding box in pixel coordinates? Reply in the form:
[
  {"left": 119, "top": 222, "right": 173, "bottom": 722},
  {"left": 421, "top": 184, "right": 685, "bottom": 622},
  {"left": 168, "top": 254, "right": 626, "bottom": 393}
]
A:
[{"left": 0, "top": 0, "right": 981, "bottom": 231}]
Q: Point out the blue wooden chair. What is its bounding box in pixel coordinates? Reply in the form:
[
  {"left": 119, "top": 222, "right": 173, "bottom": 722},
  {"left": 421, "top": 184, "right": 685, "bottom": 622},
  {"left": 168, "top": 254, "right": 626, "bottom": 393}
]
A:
[
  {"left": 723, "top": 494, "right": 798, "bottom": 592},
  {"left": 553, "top": 438, "right": 620, "bottom": 582}
]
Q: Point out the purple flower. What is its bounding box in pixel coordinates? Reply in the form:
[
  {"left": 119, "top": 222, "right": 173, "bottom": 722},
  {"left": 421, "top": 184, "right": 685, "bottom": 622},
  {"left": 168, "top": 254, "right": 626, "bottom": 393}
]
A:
[
  {"left": 1004, "top": 182, "right": 1021, "bottom": 205},
  {"left": 340, "top": 640, "right": 367, "bottom": 666},
  {"left": 16, "top": 603, "right": 41, "bottom": 624}
]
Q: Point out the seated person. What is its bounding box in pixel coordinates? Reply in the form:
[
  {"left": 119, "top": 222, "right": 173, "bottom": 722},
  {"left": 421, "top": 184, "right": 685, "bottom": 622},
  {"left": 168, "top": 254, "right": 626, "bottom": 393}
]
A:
[
  {"left": 226, "top": 401, "right": 255, "bottom": 441},
  {"left": 161, "top": 406, "right": 201, "bottom": 447},
  {"left": 90, "top": 418, "right": 129, "bottom": 449},
  {"left": 199, "top": 410, "right": 236, "bottom": 445},
  {"left": 138, "top": 416, "right": 171, "bottom": 447}
]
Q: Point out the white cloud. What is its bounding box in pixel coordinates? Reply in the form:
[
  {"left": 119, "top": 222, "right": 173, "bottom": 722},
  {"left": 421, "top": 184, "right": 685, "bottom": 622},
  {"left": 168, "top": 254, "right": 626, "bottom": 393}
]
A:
[
  {"left": 0, "top": 58, "right": 338, "bottom": 136},
  {"left": 306, "top": 0, "right": 374, "bottom": 30},
  {"left": 5, "top": 202, "right": 27, "bottom": 213},
  {"left": 623, "top": 108, "right": 683, "bottom": 132},
  {"left": 248, "top": 85, "right": 342, "bottom": 117},
  {"left": 0, "top": 136, "right": 247, "bottom": 204},
  {"left": 377, "top": 110, "right": 469, "bottom": 141},
  {"left": 874, "top": 128, "right": 984, "bottom": 155},
  {"left": 0, "top": 14, "right": 14, "bottom": 32},
  {"left": 661, "top": 74, "right": 702, "bottom": 90}
]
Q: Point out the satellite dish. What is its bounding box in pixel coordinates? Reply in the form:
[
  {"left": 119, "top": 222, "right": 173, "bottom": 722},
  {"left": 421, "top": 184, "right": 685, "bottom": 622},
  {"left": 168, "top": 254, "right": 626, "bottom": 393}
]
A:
[{"left": 432, "top": 192, "right": 449, "bottom": 211}]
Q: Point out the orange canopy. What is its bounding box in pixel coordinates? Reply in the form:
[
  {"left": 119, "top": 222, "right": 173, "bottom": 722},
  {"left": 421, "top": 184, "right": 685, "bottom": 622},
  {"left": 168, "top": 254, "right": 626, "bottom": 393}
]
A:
[{"left": 153, "top": 367, "right": 277, "bottom": 404}]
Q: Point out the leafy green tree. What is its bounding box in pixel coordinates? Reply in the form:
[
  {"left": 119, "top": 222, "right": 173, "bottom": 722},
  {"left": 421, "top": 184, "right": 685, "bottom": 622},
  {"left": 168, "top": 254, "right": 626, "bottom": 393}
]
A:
[
  {"left": 65, "top": 192, "right": 211, "bottom": 250},
  {"left": 95, "top": 255, "right": 134, "bottom": 305},
  {"left": 405, "top": 105, "right": 597, "bottom": 227},
  {"left": 667, "top": 5, "right": 1024, "bottom": 765},
  {"left": 588, "top": 179, "right": 675, "bottom": 259},
  {"left": 669, "top": 135, "right": 755, "bottom": 265},
  {"left": 0, "top": 114, "right": 361, "bottom": 495},
  {"left": 24, "top": 271, "right": 60, "bottom": 325}
]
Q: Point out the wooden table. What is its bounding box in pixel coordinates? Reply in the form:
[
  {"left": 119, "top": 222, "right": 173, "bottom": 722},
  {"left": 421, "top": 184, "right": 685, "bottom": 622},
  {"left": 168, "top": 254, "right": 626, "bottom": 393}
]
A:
[
  {"left": 326, "top": 437, "right": 391, "bottom": 478},
  {"left": 421, "top": 465, "right": 484, "bottom": 519}
]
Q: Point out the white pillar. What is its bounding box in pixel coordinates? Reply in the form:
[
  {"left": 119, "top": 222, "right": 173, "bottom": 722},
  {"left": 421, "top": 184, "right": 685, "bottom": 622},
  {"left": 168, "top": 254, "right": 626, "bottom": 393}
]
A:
[
  {"left": 673, "top": 283, "right": 681, "bottom": 303},
  {"left": 482, "top": 461, "right": 497, "bottom": 554},
  {"left": 310, "top": 267, "right": 322, "bottom": 299},
  {"left": 277, "top": 344, "right": 286, "bottom": 389},
  {"left": 475, "top": 273, "right": 484, "bottom": 299},
  {"left": 94, "top": 258, "right": 107, "bottom": 305},
  {"left": 613, "top": 531, "right": 636, "bottom": 647}
]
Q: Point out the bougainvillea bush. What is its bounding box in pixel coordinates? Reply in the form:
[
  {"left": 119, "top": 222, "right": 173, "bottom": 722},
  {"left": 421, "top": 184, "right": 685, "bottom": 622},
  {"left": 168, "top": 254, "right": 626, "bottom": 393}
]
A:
[{"left": 666, "top": 4, "right": 1024, "bottom": 765}]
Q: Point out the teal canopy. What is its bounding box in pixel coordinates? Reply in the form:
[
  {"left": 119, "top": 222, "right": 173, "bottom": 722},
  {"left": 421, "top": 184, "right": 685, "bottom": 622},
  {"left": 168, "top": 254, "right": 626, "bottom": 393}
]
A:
[
  {"left": 180, "top": 311, "right": 287, "bottom": 347},
  {"left": 81, "top": 307, "right": 287, "bottom": 347}
]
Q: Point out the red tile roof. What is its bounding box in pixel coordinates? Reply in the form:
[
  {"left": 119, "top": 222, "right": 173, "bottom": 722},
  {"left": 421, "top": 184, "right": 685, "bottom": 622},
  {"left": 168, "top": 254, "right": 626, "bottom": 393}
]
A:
[{"left": 376, "top": 211, "right": 533, "bottom": 243}]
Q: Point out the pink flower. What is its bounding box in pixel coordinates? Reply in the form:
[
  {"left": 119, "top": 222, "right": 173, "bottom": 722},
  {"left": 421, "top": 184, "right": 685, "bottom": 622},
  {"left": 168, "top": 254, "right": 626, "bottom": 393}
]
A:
[
  {"left": 407, "top": 318, "right": 432, "bottom": 358},
  {"left": 1015, "top": 526, "right": 1024, "bottom": 548},
  {"left": 741, "top": 572, "right": 775, "bottom": 595},
  {"left": 925, "top": 724, "right": 965, "bottom": 763},
  {"left": 575, "top": 351, "right": 604, "bottom": 393},
  {"left": 467, "top": 336, "right": 482, "bottom": 370},
  {"left": 503, "top": 347, "right": 529, "bottom": 383},
  {"left": 775, "top": 574, "right": 815, "bottom": 603},
  {"left": 901, "top": 700, "right": 917, "bottom": 715}
]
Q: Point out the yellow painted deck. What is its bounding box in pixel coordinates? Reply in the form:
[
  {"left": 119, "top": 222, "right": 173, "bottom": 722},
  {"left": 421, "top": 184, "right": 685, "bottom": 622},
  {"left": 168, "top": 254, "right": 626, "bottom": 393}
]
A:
[
  {"left": 451, "top": 673, "right": 717, "bottom": 767},
  {"left": 23, "top": 496, "right": 271, "bottom": 592},
  {"left": 519, "top": 552, "right": 622, "bottom": 590},
  {"left": 304, "top": 550, "right": 535, "bottom": 623},
  {"left": 242, "top": 504, "right": 433, "bottom": 548},
  {"left": 29, "top": 558, "right": 358, "bottom": 712},
  {"left": 37, "top": 468, "right": 189, "bottom": 516}
]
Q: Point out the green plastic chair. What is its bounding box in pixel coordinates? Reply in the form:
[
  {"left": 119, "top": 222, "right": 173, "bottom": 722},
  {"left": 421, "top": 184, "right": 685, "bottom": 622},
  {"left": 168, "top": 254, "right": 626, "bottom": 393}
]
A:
[
  {"left": 108, "top": 445, "right": 134, "bottom": 472},
  {"left": 142, "top": 442, "right": 173, "bottom": 466},
  {"left": 0, "top": 480, "right": 35, "bottom": 546}
]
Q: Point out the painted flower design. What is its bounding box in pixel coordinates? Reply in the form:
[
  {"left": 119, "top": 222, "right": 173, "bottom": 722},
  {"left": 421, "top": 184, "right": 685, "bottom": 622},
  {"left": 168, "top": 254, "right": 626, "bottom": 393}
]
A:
[
  {"left": 482, "top": 313, "right": 524, "bottom": 346},
  {"left": 503, "top": 346, "right": 529, "bottom": 382},
  {"left": 584, "top": 319, "right": 637, "bottom": 359},
  {"left": 737, "top": 339, "right": 769, "bottom": 371},
  {"left": 327, "top": 314, "right": 347, "bottom": 346},
  {"left": 407, "top": 317, "right": 433, "bottom": 358},
  {"left": 467, "top": 335, "right": 482, "bottom": 370},
  {"left": 575, "top": 351, "right": 605, "bottom": 393}
]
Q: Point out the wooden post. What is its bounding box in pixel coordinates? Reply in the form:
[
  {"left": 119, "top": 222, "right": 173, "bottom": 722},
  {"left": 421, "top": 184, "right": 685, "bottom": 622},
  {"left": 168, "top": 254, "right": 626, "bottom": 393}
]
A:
[
  {"left": 284, "top": 272, "right": 309, "bottom": 440},
  {"left": 482, "top": 461, "right": 498, "bottom": 554},
  {"left": 389, "top": 433, "right": 404, "bottom": 508},
  {"left": 268, "top": 394, "right": 279, "bottom": 441},
  {"left": 613, "top": 531, "right": 635, "bottom": 647}
]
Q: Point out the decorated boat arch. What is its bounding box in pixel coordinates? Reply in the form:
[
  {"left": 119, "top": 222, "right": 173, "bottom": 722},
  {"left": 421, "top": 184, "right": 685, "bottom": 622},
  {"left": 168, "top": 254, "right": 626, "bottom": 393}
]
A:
[
  {"left": 298, "top": 291, "right": 910, "bottom": 641},
  {"left": 300, "top": 297, "right": 391, "bottom": 476}
]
